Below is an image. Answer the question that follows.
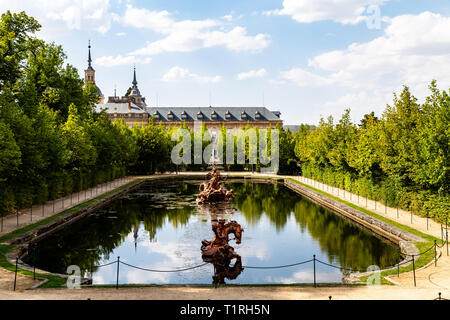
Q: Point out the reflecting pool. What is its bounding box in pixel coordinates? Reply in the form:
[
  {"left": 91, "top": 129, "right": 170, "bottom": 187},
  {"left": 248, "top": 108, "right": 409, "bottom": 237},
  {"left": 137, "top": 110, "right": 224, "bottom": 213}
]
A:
[{"left": 28, "top": 181, "right": 399, "bottom": 285}]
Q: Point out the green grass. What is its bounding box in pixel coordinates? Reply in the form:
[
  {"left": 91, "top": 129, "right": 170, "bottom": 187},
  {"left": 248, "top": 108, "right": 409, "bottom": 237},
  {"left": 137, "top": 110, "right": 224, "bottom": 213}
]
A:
[{"left": 285, "top": 177, "right": 440, "bottom": 284}]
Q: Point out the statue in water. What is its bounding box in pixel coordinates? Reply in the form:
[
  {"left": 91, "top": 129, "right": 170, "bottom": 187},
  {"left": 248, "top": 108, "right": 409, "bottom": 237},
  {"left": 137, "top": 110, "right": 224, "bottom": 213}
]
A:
[
  {"left": 198, "top": 165, "right": 244, "bottom": 283},
  {"left": 196, "top": 164, "right": 236, "bottom": 204}
]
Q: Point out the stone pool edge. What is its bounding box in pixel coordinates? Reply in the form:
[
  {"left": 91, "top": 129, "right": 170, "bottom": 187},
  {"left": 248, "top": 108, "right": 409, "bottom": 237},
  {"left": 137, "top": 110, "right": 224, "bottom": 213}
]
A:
[{"left": 2, "top": 174, "right": 427, "bottom": 288}]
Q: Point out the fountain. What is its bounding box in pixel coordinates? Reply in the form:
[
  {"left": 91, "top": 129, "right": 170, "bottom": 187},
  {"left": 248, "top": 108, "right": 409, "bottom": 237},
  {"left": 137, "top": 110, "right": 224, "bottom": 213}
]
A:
[
  {"left": 198, "top": 165, "right": 245, "bottom": 283},
  {"left": 196, "top": 164, "right": 236, "bottom": 204}
]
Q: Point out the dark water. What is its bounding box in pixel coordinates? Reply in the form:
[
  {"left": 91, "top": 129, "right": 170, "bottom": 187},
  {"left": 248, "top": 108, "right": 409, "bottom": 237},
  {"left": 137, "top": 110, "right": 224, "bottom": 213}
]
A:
[{"left": 28, "top": 181, "right": 399, "bottom": 285}]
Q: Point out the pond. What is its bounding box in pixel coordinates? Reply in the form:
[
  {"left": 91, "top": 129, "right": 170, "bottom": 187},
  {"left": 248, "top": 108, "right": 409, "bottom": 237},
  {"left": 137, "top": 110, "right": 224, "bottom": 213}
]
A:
[{"left": 27, "top": 180, "right": 399, "bottom": 285}]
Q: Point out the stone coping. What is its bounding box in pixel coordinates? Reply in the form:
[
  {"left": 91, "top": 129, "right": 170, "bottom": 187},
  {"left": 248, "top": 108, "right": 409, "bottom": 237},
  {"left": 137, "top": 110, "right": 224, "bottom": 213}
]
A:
[{"left": 4, "top": 174, "right": 427, "bottom": 287}]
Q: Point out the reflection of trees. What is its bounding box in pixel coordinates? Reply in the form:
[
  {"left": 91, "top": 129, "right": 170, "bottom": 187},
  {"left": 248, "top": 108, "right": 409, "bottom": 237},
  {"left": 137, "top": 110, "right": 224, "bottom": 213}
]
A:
[
  {"left": 30, "top": 181, "right": 398, "bottom": 275},
  {"left": 30, "top": 181, "right": 198, "bottom": 274},
  {"left": 230, "top": 182, "right": 398, "bottom": 270}
]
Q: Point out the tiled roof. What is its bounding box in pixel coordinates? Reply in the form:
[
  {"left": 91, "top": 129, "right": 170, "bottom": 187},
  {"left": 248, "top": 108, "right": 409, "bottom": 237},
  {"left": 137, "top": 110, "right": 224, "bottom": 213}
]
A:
[{"left": 148, "top": 107, "right": 281, "bottom": 122}]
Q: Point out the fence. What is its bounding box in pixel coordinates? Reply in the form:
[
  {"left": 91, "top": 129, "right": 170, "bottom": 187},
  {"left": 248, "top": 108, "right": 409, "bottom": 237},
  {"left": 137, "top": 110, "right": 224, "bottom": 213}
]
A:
[
  {"left": 297, "top": 176, "right": 449, "bottom": 237},
  {"left": 13, "top": 240, "right": 446, "bottom": 291},
  {"left": 1, "top": 177, "right": 135, "bottom": 233}
]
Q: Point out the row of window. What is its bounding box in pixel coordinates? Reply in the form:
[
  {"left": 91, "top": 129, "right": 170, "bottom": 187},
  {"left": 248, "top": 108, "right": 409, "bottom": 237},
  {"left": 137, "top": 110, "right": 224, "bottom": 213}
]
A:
[{"left": 152, "top": 111, "right": 262, "bottom": 120}]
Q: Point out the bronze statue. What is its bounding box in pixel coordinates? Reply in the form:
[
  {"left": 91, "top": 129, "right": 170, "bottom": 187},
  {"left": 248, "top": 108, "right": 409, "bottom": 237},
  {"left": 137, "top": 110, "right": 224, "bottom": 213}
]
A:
[
  {"left": 197, "top": 164, "right": 244, "bottom": 284},
  {"left": 200, "top": 219, "right": 244, "bottom": 284},
  {"left": 202, "top": 254, "right": 244, "bottom": 285},
  {"left": 201, "top": 219, "right": 243, "bottom": 259},
  {"left": 196, "top": 164, "right": 236, "bottom": 204}
]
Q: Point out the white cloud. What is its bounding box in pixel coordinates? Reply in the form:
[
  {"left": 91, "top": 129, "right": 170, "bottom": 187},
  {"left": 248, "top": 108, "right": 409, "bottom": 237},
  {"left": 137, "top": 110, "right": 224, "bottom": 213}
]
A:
[
  {"left": 95, "top": 55, "right": 151, "bottom": 67},
  {"left": 162, "top": 66, "right": 221, "bottom": 83},
  {"left": 265, "top": 0, "right": 388, "bottom": 24},
  {"left": 0, "top": 0, "right": 113, "bottom": 37},
  {"left": 115, "top": 32, "right": 126, "bottom": 37},
  {"left": 118, "top": 5, "right": 270, "bottom": 55},
  {"left": 279, "top": 67, "right": 332, "bottom": 87},
  {"left": 280, "top": 11, "right": 450, "bottom": 112},
  {"left": 307, "top": 11, "right": 450, "bottom": 94},
  {"left": 223, "top": 14, "right": 233, "bottom": 22},
  {"left": 237, "top": 68, "right": 268, "bottom": 80}
]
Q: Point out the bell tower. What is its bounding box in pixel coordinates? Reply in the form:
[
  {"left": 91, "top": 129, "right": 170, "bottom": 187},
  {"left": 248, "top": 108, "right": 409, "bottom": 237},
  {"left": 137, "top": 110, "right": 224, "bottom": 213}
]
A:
[{"left": 85, "top": 40, "right": 96, "bottom": 84}]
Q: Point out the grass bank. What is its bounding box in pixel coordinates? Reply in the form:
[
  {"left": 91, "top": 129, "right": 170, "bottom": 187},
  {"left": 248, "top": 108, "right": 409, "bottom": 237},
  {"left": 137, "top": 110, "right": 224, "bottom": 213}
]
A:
[
  {"left": 0, "top": 179, "right": 143, "bottom": 289},
  {"left": 286, "top": 177, "right": 440, "bottom": 285}
]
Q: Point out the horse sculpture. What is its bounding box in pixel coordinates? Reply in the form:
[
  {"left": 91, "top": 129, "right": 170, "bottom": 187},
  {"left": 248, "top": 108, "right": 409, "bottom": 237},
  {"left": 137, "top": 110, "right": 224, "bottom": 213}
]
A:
[
  {"left": 197, "top": 165, "right": 244, "bottom": 283},
  {"left": 201, "top": 219, "right": 243, "bottom": 260}
]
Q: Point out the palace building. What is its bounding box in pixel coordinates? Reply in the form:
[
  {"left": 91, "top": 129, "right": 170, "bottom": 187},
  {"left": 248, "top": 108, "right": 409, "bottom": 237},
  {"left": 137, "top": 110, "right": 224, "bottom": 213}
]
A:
[{"left": 87, "top": 42, "right": 283, "bottom": 130}]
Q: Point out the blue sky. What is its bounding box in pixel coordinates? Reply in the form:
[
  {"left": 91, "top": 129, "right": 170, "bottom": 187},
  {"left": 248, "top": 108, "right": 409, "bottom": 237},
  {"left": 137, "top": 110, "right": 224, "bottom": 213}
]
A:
[{"left": 2, "top": 0, "right": 450, "bottom": 125}]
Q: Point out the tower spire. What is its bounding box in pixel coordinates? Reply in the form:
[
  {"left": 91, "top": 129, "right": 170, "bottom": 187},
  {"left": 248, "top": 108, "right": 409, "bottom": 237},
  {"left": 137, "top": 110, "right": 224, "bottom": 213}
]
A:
[
  {"left": 132, "top": 64, "right": 137, "bottom": 87},
  {"left": 88, "top": 40, "right": 92, "bottom": 69}
]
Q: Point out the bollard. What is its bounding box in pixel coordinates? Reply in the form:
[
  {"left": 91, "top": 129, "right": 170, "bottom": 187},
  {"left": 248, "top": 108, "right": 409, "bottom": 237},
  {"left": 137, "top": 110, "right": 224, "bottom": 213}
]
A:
[
  {"left": 447, "top": 231, "right": 449, "bottom": 256},
  {"left": 14, "top": 256, "right": 18, "bottom": 291},
  {"left": 427, "top": 214, "right": 429, "bottom": 230},
  {"left": 33, "top": 247, "right": 36, "bottom": 280},
  {"left": 434, "top": 240, "right": 437, "bottom": 267},
  {"left": 116, "top": 256, "right": 120, "bottom": 289},
  {"left": 313, "top": 255, "right": 316, "bottom": 288},
  {"left": 412, "top": 255, "right": 416, "bottom": 287}
]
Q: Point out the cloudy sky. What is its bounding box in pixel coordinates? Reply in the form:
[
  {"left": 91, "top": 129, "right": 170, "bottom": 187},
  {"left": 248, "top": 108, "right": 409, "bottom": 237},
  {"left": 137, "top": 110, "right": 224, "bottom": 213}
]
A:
[{"left": 1, "top": 0, "right": 450, "bottom": 125}]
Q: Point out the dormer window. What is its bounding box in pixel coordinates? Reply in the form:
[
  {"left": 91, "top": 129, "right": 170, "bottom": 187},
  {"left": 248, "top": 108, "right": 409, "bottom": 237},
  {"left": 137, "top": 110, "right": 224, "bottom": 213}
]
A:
[
  {"left": 167, "top": 111, "right": 174, "bottom": 120},
  {"left": 255, "top": 111, "right": 261, "bottom": 119},
  {"left": 197, "top": 111, "right": 203, "bottom": 120},
  {"left": 225, "top": 111, "right": 231, "bottom": 120},
  {"left": 241, "top": 112, "right": 247, "bottom": 120},
  {"left": 181, "top": 111, "right": 187, "bottom": 120},
  {"left": 153, "top": 112, "right": 160, "bottom": 120},
  {"left": 211, "top": 111, "right": 218, "bottom": 120}
]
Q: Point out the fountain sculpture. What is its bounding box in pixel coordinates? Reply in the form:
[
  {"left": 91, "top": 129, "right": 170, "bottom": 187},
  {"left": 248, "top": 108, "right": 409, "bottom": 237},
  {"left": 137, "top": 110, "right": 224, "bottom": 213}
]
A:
[
  {"left": 198, "top": 165, "right": 244, "bottom": 283},
  {"left": 196, "top": 164, "right": 236, "bottom": 204}
]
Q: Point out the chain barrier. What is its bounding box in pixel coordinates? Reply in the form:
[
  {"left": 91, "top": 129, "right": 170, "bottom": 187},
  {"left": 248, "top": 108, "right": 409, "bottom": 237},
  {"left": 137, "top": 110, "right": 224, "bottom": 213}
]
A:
[
  {"left": 244, "top": 259, "right": 313, "bottom": 269},
  {"left": 20, "top": 241, "right": 445, "bottom": 290},
  {"left": 119, "top": 260, "right": 209, "bottom": 273}
]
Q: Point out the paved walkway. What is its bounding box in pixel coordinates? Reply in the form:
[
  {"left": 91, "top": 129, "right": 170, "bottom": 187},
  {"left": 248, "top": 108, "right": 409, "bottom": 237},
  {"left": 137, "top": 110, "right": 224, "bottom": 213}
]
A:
[
  {"left": 0, "top": 177, "right": 139, "bottom": 236},
  {"left": 0, "top": 172, "right": 448, "bottom": 299}
]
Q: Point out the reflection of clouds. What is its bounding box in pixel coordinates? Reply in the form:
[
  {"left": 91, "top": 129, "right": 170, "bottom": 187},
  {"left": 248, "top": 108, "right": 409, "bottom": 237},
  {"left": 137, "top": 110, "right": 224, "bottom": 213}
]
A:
[
  {"left": 125, "top": 268, "right": 171, "bottom": 284},
  {"left": 120, "top": 218, "right": 212, "bottom": 284},
  {"left": 236, "top": 243, "right": 268, "bottom": 261},
  {"left": 275, "top": 270, "right": 341, "bottom": 284},
  {"left": 92, "top": 264, "right": 116, "bottom": 285}
]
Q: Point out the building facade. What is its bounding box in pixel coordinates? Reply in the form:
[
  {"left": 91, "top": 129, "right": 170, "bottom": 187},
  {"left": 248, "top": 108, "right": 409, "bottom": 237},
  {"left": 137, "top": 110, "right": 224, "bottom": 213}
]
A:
[{"left": 86, "top": 42, "right": 283, "bottom": 130}]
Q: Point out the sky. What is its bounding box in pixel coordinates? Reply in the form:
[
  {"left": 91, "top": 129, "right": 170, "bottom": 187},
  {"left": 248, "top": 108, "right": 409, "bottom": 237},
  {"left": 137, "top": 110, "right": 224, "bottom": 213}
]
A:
[{"left": 1, "top": 0, "right": 450, "bottom": 125}]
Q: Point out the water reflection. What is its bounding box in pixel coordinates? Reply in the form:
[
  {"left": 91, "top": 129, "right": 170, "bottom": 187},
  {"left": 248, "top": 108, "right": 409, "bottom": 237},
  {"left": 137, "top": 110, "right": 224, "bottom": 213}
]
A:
[{"left": 28, "top": 181, "right": 399, "bottom": 285}]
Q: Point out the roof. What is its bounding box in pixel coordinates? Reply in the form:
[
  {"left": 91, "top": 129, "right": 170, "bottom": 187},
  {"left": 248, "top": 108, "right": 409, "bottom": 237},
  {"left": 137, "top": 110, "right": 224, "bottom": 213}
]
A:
[
  {"left": 147, "top": 107, "right": 282, "bottom": 122},
  {"left": 95, "top": 103, "right": 146, "bottom": 114}
]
